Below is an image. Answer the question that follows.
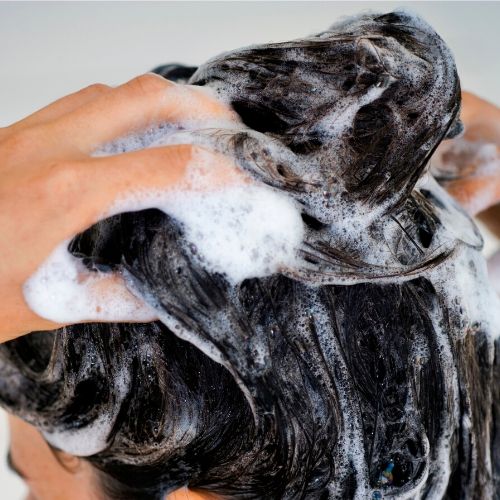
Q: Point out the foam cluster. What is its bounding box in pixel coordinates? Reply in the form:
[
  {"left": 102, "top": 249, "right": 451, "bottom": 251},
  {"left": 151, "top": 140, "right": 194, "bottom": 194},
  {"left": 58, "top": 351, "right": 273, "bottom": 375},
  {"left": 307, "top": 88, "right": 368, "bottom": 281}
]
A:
[{"left": 23, "top": 122, "right": 305, "bottom": 323}]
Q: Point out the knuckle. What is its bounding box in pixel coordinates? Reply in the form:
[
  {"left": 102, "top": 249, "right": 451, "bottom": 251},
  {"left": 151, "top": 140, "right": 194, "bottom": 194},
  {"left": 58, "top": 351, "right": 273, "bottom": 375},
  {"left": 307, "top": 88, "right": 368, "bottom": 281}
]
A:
[
  {"left": 31, "top": 161, "right": 84, "bottom": 216},
  {"left": 2, "top": 128, "right": 41, "bottom": 160},
  {"left": 41, "top": 160, "right": 82, "bottom": 195},
  {"left": 126, "top": 73, "right": 170, "bottom": 99},
  {"left": 84, "top": 83, "right": 111, "bottom": 96}
]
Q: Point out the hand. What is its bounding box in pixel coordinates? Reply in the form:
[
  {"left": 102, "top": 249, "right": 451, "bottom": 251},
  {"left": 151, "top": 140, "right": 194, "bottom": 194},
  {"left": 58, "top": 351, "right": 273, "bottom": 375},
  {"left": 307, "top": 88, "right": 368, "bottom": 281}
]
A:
[
  {"left": 0, "top": 73, "right": 242, "bottom": 341},
  {"left": 432, "top": 91, "right": 500, "bottom": 218}
]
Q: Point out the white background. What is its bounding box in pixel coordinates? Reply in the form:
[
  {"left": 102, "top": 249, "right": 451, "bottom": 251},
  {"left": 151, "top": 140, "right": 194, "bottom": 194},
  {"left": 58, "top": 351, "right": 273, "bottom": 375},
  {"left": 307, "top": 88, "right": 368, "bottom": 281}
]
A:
[{"left": 0, "top": 2, "right": 498, "bottom": 498}]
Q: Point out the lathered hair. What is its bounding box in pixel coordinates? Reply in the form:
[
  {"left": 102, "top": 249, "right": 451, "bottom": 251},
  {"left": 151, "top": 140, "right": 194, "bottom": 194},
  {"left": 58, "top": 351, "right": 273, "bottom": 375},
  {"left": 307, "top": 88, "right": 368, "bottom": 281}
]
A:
[{"left": 0, "top": 11, "right": 498, "bottom": 500}]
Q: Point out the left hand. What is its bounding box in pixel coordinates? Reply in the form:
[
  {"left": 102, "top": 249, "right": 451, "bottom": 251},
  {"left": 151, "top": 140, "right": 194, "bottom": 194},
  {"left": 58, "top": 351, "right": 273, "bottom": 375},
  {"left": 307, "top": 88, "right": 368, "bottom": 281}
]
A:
[{"left": 432, "top": 91, "right": 500, "bottom": 217}]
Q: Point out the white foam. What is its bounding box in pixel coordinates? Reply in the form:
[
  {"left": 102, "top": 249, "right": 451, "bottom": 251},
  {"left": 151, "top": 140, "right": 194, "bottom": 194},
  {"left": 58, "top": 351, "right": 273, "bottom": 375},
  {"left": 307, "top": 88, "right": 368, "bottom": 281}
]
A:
[
  {"left": 23, "top": 240, "right": 158, "bottom": 324},
  {"left": 457, "top": 247, "right": 500, "bottom": 339},
  {"left": 42, "top": 365, "right": 132, "bottom": 456},
  {"left": 42, "top": 410, "right": 113, "bottom": 457},
  {"left": 429, "top": 244, "right": 500, "bottom": 341},
  {"left": 23, "top": 126, "right": 305, "bottom": 323},
  {"left": 110, "top": 174, "right": 304, "bottom": 284},
  {"left": 487, "top": 250, "right": 500, "bottom": 295}
]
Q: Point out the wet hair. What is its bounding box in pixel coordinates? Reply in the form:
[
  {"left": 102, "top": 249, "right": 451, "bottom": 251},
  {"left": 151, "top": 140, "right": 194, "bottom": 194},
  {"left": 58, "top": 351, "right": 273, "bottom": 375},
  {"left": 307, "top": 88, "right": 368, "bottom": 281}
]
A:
[{"left": 1, "top": 11, "right": 498, "bottom": 500}]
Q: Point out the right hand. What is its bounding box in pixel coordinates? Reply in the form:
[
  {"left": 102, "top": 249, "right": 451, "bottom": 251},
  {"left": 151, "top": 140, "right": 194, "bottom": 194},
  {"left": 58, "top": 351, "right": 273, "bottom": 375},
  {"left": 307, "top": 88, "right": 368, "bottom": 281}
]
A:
[{"left": 0, "top": 73, "right": 244, "bottom": 341}]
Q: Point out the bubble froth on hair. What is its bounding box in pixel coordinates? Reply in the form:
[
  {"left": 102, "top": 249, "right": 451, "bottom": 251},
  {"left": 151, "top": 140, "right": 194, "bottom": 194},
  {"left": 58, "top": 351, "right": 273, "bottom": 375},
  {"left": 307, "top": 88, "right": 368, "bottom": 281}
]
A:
[{"left": 1, "top": 10, "right": 499, "bottom": 500}]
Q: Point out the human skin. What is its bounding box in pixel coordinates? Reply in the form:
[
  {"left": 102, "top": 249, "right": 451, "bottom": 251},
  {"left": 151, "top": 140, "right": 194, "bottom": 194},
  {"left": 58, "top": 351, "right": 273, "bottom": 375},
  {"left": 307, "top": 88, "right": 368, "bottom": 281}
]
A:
[
  {"left": 457, "top": 92, "right": 500, "bottom": 236},
  {"left": 0, "top": 74, "right": 246, "bottom": 500},
  {"left": 1, "top": 86, "right": 499, "bottom": 500},
  {"left": 8, "top": 413, "right": 219, "bottom": 500},
  {"left": 7, "top": 414, "right": 102, "bottom": 500},
  {"left": 8, "top": 414, "right": 214, "bottom": 500},
  {"left": 0, "top": 73, "right": 245, "bottom": 343},
  {"left": 434, "top": 91, "right": 500, "bottom": 221}
]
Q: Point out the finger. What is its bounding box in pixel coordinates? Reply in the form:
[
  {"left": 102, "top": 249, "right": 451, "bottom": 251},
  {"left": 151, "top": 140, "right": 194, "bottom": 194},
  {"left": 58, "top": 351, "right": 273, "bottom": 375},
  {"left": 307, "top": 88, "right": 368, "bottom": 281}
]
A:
[
  {"left": 42, "top": 73, "right": 240, "bottom": 155},
  {"left": 8, "top": 83, "right": 112, "bottom": 132},
  {"left": 444, "top": 175, "right": 500, "bottom": 216},
  {"left": 86, "top": 144, "right": 248, "bottom": 222},
  {"left": 37, "top": 144, "right": 247, "bottom": 242},
  {"left": 0, "top": 287, "right": 65, "bottom": 341},
  {"left": 20, "top": 144, "right": 242, "bottom": 329},
  {"left": 0, "top": 144, "right": 219, "bottom": 278}
]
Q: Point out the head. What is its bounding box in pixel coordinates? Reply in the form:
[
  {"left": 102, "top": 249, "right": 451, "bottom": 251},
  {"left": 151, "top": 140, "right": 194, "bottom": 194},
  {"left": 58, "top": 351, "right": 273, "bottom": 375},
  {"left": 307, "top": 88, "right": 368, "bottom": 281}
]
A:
[{"left": 1, "top": 10, "right": 497, "bottom": 500}]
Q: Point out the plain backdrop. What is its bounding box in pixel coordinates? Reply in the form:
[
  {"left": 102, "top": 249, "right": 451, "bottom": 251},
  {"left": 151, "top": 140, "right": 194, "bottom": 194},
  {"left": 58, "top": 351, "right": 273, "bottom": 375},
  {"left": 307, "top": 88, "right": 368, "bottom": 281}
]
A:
[{"left": 0, "top": 2, "right": 499, "bottom": 498}]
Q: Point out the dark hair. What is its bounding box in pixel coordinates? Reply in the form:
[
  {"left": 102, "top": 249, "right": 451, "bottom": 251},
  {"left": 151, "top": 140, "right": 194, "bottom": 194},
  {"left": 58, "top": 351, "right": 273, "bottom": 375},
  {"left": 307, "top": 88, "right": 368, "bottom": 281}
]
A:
[{"left": 1, "top": 11, "right": 498, "bottom": 500}]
